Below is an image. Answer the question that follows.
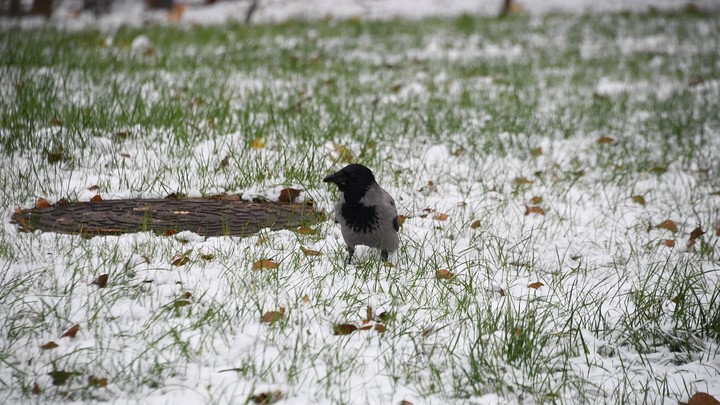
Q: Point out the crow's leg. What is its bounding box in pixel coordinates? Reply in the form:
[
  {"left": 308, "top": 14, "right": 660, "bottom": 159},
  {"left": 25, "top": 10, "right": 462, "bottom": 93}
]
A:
[
  {"left": 381, "top": 249, "right": 389, "bottom": 261},
  {"left": 346, "top": 246, "right": 355, "bottom": 264}
]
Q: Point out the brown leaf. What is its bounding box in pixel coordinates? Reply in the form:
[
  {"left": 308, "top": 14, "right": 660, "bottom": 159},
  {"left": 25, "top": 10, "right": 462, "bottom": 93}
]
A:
[
  {"left": 279, "top": 188, "right": 301, "bottom": 203},
  {"left": 91, "top": 274, "right": 109, "bottom": 288},
  {"left": 252, "top": 259, "right": 278, "bottom": 270},
  {"left": 433, "top": 213, "right": 449, "bottom": 221},
  {"left": 165, "top": 229, "right": 177, "bottom": 236},
  {"left": 596, "top": 136, "right": 615, "bottom": 145},
  {"left": 656, "top": 220, "right": 678, "bottom": 233},
  {"left": 49, "top": 370, "right": 77, "bottom": 386},
  {"left": 302, "top": 294, "right": 310, "bottom": 304},
  {"left": 687, "top": 226, "right": 705, "bottom": 248},
  {"left": 660, "top": 239, "right": 676, "bottom": 248},
  {"left": 375, "top": 324, "right": 386, "bottom": 333},
  {"left": 390, "top": 83, "right": 402, "bottom": 93},
  {"left": 396, "top": 215, "right": 407, "bottom": 227},
  {"left": 41, "top": 341, "right": 59, "bottom": 350},
  {"left": 333, "top": 144, "right": 353, "bottom": 162},
  {"left": 377, "top": 312, "right": 391, "bottom": 322},
  {"left": 400, "top": 401, "right": 414, "bottom": 405},
  {"left": 261, "top": 308, "right": 285, "bottom": 324},
  {"left": 688, "top": 392, "right": 720, "bottom": 405},
  {"left": 421, "top": 326, "right": 433, "bottom": 337},
  {"left": 528, "top": 282, "right": 544, "bottom": 289},
  {"left": 46, "top": 148, "right": 64, "bottom": 163},
  {"left": 514, "top": 177, "right": 534, "bottom": 185},
  {"left": 57, "top": 198, "right": 70, "bottom": 206},
  {"left": 90, "top": 194, "right": 103, "bottom": 203},
  {"left": 35, "top": 198, "right": 51, "bottom": 209},
  {"left": 61, "top": 324, "right": 80, "bottom": 339},
  {"left": 249, "top": 138, "right": 265, "bottom": 149},
  {"left": 384, "top": 261, "right": 395, "bottom": 268},
  {"left": 333, "top": 324, "right": 358, "bottom": 336},
  {"left": 524, "top": 205, "right": 545, "bottom": 216},
  {"left": 171, "top": 255, "right": 189, "bottom": 267},
  {"left": 88, "top": 376, "right": 107, "bottom": 388},
  {"left": 631, "top": 195, "right": 646, "bottom": 206},
  {"left": 470, "top": 219, "right": 481, "bottom": 229},
  {"left": 436, "top": 269, "right": 454, "bottom": 280},
  {"left": 250, "top": 390, "right": 284, "bottom": 405},
  {"left": 296, "top": 226, "right": 317, "bottom": 235},
  {"left": 32, "top": 383, "right": 41, "bottom": 395},
  {"left": 529, "top": 196, "right": 543, "bottom": 205},
  {"left": 300, "top": 246, "right": 322, "bottom": 257}
]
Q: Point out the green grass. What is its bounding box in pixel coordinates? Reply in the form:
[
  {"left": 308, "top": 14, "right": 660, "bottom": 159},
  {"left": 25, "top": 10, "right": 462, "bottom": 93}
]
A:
[{"left": 1, "top": 8, "right": 720, "bottom": 404}]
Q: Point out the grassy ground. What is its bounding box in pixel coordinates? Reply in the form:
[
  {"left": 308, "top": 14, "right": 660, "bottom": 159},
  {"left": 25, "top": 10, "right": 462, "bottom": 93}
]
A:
[{"left": 1, "top": 8, "right": 719, "bottom": 404}]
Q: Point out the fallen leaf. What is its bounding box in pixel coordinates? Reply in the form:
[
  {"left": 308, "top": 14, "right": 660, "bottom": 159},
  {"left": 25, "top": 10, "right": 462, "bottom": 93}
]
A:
[
  {"left": 396, "top": 215, "right": 407, "bottom": 227},
  {"left": 421, "top": 326, "right": 433, "bottom": 337},
  {"left": 40, "top": 341, "right": 59, "bottom": 350},
  {"left": 436, "top": 269, "right": 454, "bottom": 280},
  {"left": 200, "top": 254, "right": 215, "bottom": 261},
  {"left": 250, "top": 138, "right": 265, "bottom": 149},
  {"left": 36, "top": 198, "right": 51, "bottom": 209},
  {"left": 687, "top": 226, "right": 705, "bottom": 249},
  {"left": 49, "top": 370, "right": 77, "bottom": 386},
  {"left": 88, "top": 185, "right": 100, "bottom": 191},
  {"left": 384, "top": 261, "right": 394, "bottom": 268},
  {"left": 333, "top": 324, "right": 358, "bottom": 336},
  {"left": 530, "top": 147, "right": 543, "bottom": 157},
  {"left": 216, "top": 156, "right": 229, "bottom": 172},
  {"left": 173, "top": 300, "right": 190, "bottom": 308},
  {"left": 32, "top": 383, "right": 41, "bottom": 395},
  {"left": 529, "top": 196, "right": 543, "bottom": 205},
  {"left": 300, "top": 247, "right": 322, "bottom": 256},
  {"left": 656, "top": 220, "right": 679, "bottom": 233},
  {"left": 302, "top": 295, "right": 310, "bottom": 304},
  {"left": 165, "top": 229, "right": 177, "bottom": 236},
  {"left": 528, "top": 282, "right": 544, "bottom": 289},
  {"left": 687, "top": 392, "right": 720, "bottom": 405},
  {"left": 57, "top": 198, "right": 69, "bottom": 206},
  {"left": 631, "top": 195, "right": 646, "bottom": 206},
  {"left": 61, "top": 324, "right": 80, "bottom": 339},
  {"left": 90, "top": 194, "right": 103, "bottom": 203},
  {"left": 660, "top": 239, "right": 676, "bottom": 248},
  {"left": 390, "top": 83, "right": 402, "bottom": 93},
  {"left": 375, "top": 324, "right": 386, "bottom": 333},
  {"left": 296, "top": 227, "right": 317, "bottom": 235},
  {"left": 279, "top": 188, "right": 301, "bottom": 203},
  {"left": 470, "top": 219, "right": 481, "bottom": 229},
  {"left": 671, "top": 293, "right": 684, "bottom": 304},
  {"left": 88, "top": 375, "right": 107, "bottom": 387},
  {"left": 252, "top": 259, "right": 278, "bottom": 270},
  {"left": 650, "top": 166, "right": 667, "bottom": 175},
  {"left": 433, "top": 213, "right": 449, "bottom": 221},
  {"left": 333, "top": 144, "right": 353, "bottom": 162},
  {"left": 250, "top": 390, "right": 284, "bottom": 405},
  {"left": 525, "top": 205, "right": 545, "bottom": 216},
  {"left": 596, "top": 136, "right": 615, "bottom": 144},
  {"left": 261, "top": 308, "right": 285, "bottom": 324},
  {"left": 514, "top": 177, "right": 534, "bottom": 185},
  {"left": 91, "top": 274, "right": 109, "bottom": 288},
  {"left": 377, "top": 312, "right": 392, "bottom": 322},
  {"left": 171, "top": 255, "right": 189, "bottom": 267}
]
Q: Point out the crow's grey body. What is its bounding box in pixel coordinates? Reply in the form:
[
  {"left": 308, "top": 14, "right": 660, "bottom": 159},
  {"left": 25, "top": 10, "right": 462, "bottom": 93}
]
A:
[{"left": 323, "top": 164, "right": 400, "bottom": 263}]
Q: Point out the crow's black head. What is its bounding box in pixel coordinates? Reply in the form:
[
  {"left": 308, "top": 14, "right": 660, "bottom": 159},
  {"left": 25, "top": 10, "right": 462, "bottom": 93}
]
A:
[{"left": 323, "top": 164, "right": 376, "bottom": 197}]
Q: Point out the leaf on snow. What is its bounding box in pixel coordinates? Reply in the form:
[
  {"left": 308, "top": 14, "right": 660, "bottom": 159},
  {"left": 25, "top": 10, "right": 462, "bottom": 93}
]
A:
[
  {"left": 660, "top": 239, "right": 676, "bottom": 248},
  {"left": 596, "top": 136, "right": 615, "bottom": 145},
  {"left": 514, "top": 177, "right": 534, "bottom": 185},
  {"left": 525, "top": 205, "right": 545, "bottom": 216},
  {"left": 687, "top": 226, "right": 705, "bottom": 249},
  {"left": 631, "top": 195, "right": 646, "bottom": 206},
  {"left": 436, "top": 269, "right": 454, "bottom": 280},
  {"left": 687, "top": 392, "right": 720, "bottom": 405},
  {"left": 433, "top": 213, "right": 449, "bottom": 221},
  {"left": 470, "top": 219, "right": 481, "bottom": 229},
  {"left": 279, "top": 188, "right": 301, "bottom": 203},
  {"left": 300, "top": 246, "right": 322, "bottom": 256},
  {"left": 249, "top": 138, "right": 265, "bottom": 149},
  {"left": 61, "top": 324, "right": 80, "bottom": 339},
  {"left": 252, "top": 259, "right": 279, "bottom": 270},
  {"left": 88, "top": 375, "right": 107, "bottom": 388},
  {"left": 48, "top": 370, "right": 78, "bottom": 386},
  {"left": 333, "top": 324, "right": 358, "bottom": 336},
  {"left": 261, "top": 308, "right": 285, "bottom": 324},
  {"left": 296, "top": 226, "right": 317, "bottom": 235},
  {"left": 90, "top": 194, "right": 103, "bottom": 203},
  {"left": 655, "top": 220, "right": 678, "bottom": 233},
  {"left": 250, "top": 390, "right": 284, "bottom": 405},
  {"left": 32, "top": 383, "right": 41, "bottom": 395},
  {"left": 528, "top": 282, "right": 544, "bottom": 289},
  {"left": 35, "top": 198, "right": 51, "bottom": 209},
  {"left": 40, "top": 341, "right": 59, "bottom": 350},
  {"left": 171, "top": 254, "right": 189, "bottom": 267},
  {"left": 529, "top": 196, "right": 543, "bottom": 205},
  {"left": 91, "top": 274, "right": 109, "bottom": 288}
]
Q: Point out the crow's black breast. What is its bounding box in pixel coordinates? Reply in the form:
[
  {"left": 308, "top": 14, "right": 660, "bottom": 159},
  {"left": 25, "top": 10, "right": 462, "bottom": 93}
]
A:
[{"left": 341, "top": 201, "right": 378, "bottom": 233}]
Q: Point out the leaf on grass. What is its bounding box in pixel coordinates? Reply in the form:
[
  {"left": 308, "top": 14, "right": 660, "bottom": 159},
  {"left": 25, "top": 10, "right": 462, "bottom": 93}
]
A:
[
  {"left": 529, "top": 196, "right": 543, "bottom": 205},
  {"left": 333, "top": 144, "right": 353, "bottom": 162},
  {"left": 660, "top": 239, "right": 676, "bottom": 248},
  {"left": 296, "top": 226, "right": 317, "bottom": 235},
  {"left": 171, "top": 254, "right": 189, "bottom": 267},
  {"left": 91, "top": 274, "right": 109, "bottom": 288},
  {"left": 525, "top": 205, "right": 545, "bottom": 216},
  {"left": 656, "top": 220, "right": 678, "bottom": 233},
  {"left": 375, "top": 324, "right": 386, "bottom": 333},
  {"left": 36, "top": 198, "right": 51, "bottom": 209},
  {"left": 433, "top": 213, "right": 449, "bottom": 221},
  {"left": 261, "top": 308, "right": 285, "bottom": 324},
  {"left": 390, "top": 83, "right": 402, "bottom": 93},
  {"left": 631, "top": 195, "right": 646, "bottom": 206},
  {"left": 596, "top": 136, "right": 615, "bottom": 144},
  {"left": 46, "top": 149, "right": 64, "bottom": 163},
  {"left": 252, "top": 259, "right": 278, "bottom": 270},
  {"left": 251, "top": 390, "right": 284, "bottom": 405},
  {"left": 62, "top": 324, "right": 80, "bottom": 339},
  {"left": 377, "top": 312, "right": 392, "bottom": 322},
  {"left": 687, "top": 392, "right": 720, "bottom": 405},
  {"left": 32, "top": 383, "right": 41, "bottom": 395},
  {"left": 528, "top": 282, "right": 544, "bottom": 289},
  {"left": 470, "top": 219, "right": 481, "bottom": 229},
  {"left": 41, "top": 341, "right": 59, "bottom": 350},
  {"left": 249, "top": 138, "right": 265, "bottom": 149},
  {"left": 421, "top": 326, "right": 433, "bottom": 337},
  {"left": 88, "top": 375, "right": 107, "bottom": 388},
  {"left": 90, "top": 194, "right": 103, "bottom": 203},
  {"left": 302, "top": 295, "right": 310, "bottom": 304},
  {"left": 279, "top": 187, "right": 301, "bottom": 203},
  {"left": 333, "top": 324, "right": 358, "bottom": 336},
  {"left": 436, "top": 269, "right": 454, "bottom": 280},
  {"left": 49, "top": 370, "right": 77, "bottom": 386},
  {"left": 650, "top": 166, "right": 667, "bottom": 175},
  {"left": 200, "top": 254, "right": 215, "bottom": 261},
  {"left": 687, "top": 226, "right": 705, "bottom": 249},
  {"left": 514, "top": 177, "right": 534, "bottom": 185},
  {"left": 300, "top": 246, "right": 322, "bottom": 257},
  {"left": 173, "top": 300, "right": 190, "bottom": 308}
]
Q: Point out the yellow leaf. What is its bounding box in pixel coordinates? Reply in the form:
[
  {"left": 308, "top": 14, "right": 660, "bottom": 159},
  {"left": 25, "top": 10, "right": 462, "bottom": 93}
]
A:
[{"left": 250, "top": 138, "right": 265, "bottom": 149}]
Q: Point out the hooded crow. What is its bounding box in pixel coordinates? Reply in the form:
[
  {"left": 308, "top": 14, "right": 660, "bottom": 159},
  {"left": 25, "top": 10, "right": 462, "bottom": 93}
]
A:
[{"left": 323, "top": 164, "right": 400, "bottom": 264}]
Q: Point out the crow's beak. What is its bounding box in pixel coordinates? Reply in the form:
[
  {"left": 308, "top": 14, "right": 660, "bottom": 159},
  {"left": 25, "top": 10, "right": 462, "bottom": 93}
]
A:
[{"left": 323, "top": 171, "right": 345, "bottom": 186}]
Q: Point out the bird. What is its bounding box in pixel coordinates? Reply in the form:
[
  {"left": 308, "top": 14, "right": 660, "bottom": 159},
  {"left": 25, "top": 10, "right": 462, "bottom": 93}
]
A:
[{"left": 323, "top": 164, "right": 400, "bottom": 264}]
